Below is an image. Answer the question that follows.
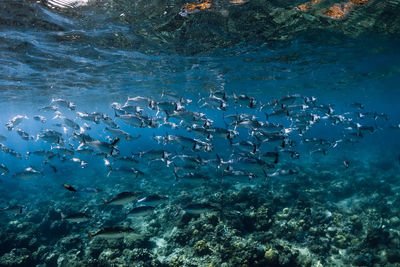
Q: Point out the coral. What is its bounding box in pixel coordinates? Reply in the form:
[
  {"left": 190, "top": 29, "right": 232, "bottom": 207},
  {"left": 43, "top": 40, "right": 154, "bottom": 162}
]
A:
[
  {"left": 194, "top": 240, "right": 210, "bottom": 255},
  {"left": 0, "top": 248, "right": 33, "bottom": 267}
]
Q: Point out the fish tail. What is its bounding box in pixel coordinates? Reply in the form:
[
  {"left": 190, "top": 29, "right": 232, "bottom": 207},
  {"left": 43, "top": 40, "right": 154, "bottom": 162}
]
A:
[
  {"left": 101, "top": 197, "right": 108, "bottom": 204},
  {"left": 87, "top": 230, "right": 93, "bottom": 239},
  {"left": 60, "top": 212, "right": 66, "bottom": 220}
]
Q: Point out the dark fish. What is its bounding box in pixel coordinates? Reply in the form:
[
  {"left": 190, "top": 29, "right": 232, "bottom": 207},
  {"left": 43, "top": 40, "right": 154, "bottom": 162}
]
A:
[
  {"left": 0, "top": 134, "right": 6, "bottom": 142},
  {"left": 63, "top": 184, "right": 77, "bottom": 192},
  {"left": 103, "top": 191, "right": 141, "bottom": 205},
  {"left": 126, "top": 206, "right": 155, "bottom": 218},
  {"left": 61, "top": 212, "right": 91, "bottom": 223},
  {"left": 87, "top": 226, "right": 136, "bottom": 239}
]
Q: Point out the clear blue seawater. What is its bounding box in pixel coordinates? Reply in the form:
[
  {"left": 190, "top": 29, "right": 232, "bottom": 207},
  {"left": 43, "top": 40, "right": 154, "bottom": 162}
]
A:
[{"left": 0, "top": 0, "right": 400, "bottom": 266}]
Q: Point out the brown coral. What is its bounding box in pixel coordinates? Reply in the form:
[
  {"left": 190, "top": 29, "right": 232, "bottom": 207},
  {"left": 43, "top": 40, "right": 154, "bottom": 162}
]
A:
[
  {"left": 295, "top": 0, "right": 322, "bottom": 11},
  {"left": 182, "top": 0, "right": 212, "bottom": 13},
  {"left": 323, "top": 3, "right": 352, "bottom": 19}
]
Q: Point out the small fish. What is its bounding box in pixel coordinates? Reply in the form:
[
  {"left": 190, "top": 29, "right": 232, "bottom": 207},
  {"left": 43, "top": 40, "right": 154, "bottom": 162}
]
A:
[
  {"left": 6, "top": 115, "right": 28, "bottom": 131},
  {"left": 77, "top": 112, "right": 102, "bottom": 124},
  {"left": 16, "top": 129, "right": 33, "bottom": 141},
  {"left": 63, "top": 184, "right": 77, "bottom": 192},
  {"left": 102, "top": 191, "right": 141, "bottom": 205},
  {"left": 0, "top": 143, "right": 23, "bottom": 159},
  {"left": 81, "top": 138, "right": 120, "bottom": 156},
  {"left": 51, "top": 98, "right": 76, "bottom": 110},
  {"left": 105, "top": 127, "right": 133, "bottom": 140},
  {"left": 61, "top": 212, "right": 91, "bottom": 223},
  {"left": 33, "top": 115, "right": 46, "bottom": 123},
  {"left": 0, "top": 134, "right": 6, "bottom": 142},
  {"left": 137, "top": 195, "right": 168, "bottom": 206},
  {"left": 183, "top": 203, "right": 220, "bottom": 214},
  {"left": 36, "top": 129, "right": 63, "bottom": 144},
  {"left": 13, "top": 167, "right": 42, "bottom": 180},
  {"left": 343, "top": 160, "right": 350, "bottom": 168},
  {"left": 126, "top": 206, "right": 155, "bottom": 218},
  {"left": 87, "top": 226, "right": 136, "bottom": 239},
  {"left": 0, "top": 164, "right": 9, "bottom": 176}
]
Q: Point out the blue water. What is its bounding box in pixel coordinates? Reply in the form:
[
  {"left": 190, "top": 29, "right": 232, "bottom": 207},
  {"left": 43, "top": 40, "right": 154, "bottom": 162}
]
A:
[{"left": 1, "top": 0, "right": 400, "bottom": 266}]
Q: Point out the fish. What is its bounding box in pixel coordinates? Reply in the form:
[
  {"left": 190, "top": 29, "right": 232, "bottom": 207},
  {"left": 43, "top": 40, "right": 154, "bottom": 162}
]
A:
[
  {"left": 77, "top": 112, "right": 102, "bottom": 124},
  {"left": 61, "top": 212, "right": 91, "bottom": 223},
  {"left": 0, "top": 143, "right": 23, "bottom": 159},
  {"left": 198, "top": 95, "right": 228, "bottom": 110},
  {"left": 80, "top": 138, "right": 120, "bottom": 156},
  {"left": 232, "top": 141, "right": 258, "bottom": 154},
  {"left": 161, "top": 90, "right": 192, "bottom": 104},
  {"left": 0, "top": 134, "right": 6, "bottom": 142},
  {"left": 115, "top": 113, "right": 144, "bottom": 127},
  {"left": 125, "top": 96, "right": 155, "bottom": 109},
  {"left": 39, "top": 105, "right": 58, "bottom": 112},
  {"left": 33, "top": 115, "right": 46, "bottom": 123},
  {"left": 137, "top": 195, "right": 168, "bottom": 206},
  {"left": 0, "top": 205, "right": 27, "bottom": 216},
  {"left": 0, "top": 164, "right": 9, "bottom": 175},
  {"left": 343, "top": 160, "right": 350, "bottom": 168},
  {"left": 51, "top": 145, "right": 75, "bottom": 157},
  {"left": 60, "top": 117, "right": 81, "bottom": 131},
  {"left": 275, "top": 94, "right": 303, "bottom": 106},
  {"left": 16, "top": 129, "right": 33, "bottom": 141},
  {"left": 105, "top": 127, "right": 133, "bottom": 140},
  {"left": 6, "top": 115, "right": 28, "bottom": 130},
  {"left": 102, "top": 191, "right": 141, "bottom": 205},
  {"left": 51, "top": 98, "right": 76, "bottom": 110},
  {"left": 63, "top": 184, "right": 77, "bottom": 192},
  {"left": 183, "top": 203, "right": 220, "bottom": 214},
  {"left": 36, "top": 129, "right": 64, "bottom": 144},
  {"left": 87, "top": 226, "right": 136, "bottom": 239},
  {"left": 101, "top": 114, "right": 119, "bottom": 129},
  {"left": 126, "top": 206, "right": 155, "bottom": 218},
  {"left": 267, "top": 169, "right": 298, "bottom": 178},
  {"left": 13, "top": 167, "right": 43, "bottom": 180},
  {"left": 233, "top": 93, "right": 257, "bottom": 108}
]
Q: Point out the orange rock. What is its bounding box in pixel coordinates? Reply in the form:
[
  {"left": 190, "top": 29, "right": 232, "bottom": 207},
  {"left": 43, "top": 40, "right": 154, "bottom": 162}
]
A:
[{"left": 323, "top": 3, "right": 352, "bottom": 19}]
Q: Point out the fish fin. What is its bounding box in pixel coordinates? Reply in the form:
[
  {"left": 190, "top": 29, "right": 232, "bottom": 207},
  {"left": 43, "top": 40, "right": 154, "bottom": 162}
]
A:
[{"left": 87, "top": 230, "right": 93, "bottom": 239}]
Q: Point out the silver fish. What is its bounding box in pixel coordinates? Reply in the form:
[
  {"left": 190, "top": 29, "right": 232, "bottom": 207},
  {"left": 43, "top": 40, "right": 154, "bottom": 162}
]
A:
[
  {"left": 13, "top": 167, "right": 42, "bottom": 180},
  {"left": 6, "top": 115, "right": 28, "bottom": 131}
]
